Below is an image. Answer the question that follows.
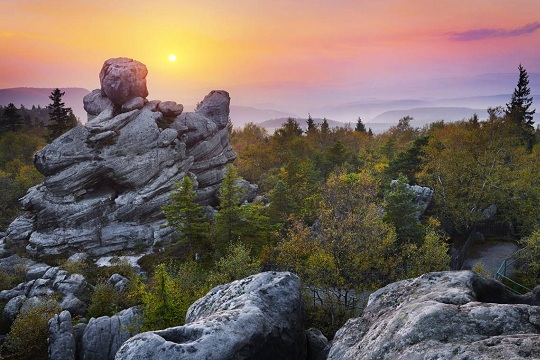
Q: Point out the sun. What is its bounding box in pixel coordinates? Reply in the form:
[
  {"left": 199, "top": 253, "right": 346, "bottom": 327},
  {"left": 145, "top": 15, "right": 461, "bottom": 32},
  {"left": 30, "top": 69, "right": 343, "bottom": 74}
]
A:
[{"left": 168, "top": 54, "right": 177, "bottom": 62}]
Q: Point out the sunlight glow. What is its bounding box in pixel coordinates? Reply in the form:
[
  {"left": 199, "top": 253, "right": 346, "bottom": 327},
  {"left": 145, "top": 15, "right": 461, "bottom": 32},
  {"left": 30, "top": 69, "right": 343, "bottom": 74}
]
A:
[{"left": 168, "top": 54, "right": 177, "bottom": 62}]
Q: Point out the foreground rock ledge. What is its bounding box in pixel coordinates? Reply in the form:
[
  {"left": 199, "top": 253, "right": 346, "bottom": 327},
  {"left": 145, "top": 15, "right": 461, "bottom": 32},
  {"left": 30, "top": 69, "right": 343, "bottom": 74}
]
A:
[
  {"left": 115, "top": 271, "right": 306, "bottom": 360},
  {"left": 328, "top": 270, "right": 540, "bottom": 360}
]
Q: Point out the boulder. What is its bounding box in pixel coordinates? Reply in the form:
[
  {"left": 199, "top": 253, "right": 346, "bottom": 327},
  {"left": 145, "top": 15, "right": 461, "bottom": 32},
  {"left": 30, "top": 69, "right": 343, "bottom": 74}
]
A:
[
  {"left": 0, "top": 265, "right": 90, "bottom": 317},
  {"left": 306, "top": 328, "right": 329, "bottom": 360},
  {"left": 115, "top": 271, "right": 306, "bottom": 360},
  {"left": 1, "top": 58, "right": 241, "bottom": 258},
  {"left": 99, "top": 58, "right": 148, "bottom": 106},
  {"left": 107, "top": 273, "right": 130, "bottom": 292},
  {"left": 80, "top": 307, "right": 142, "bottom": 360},
  {"left": 48, "top": 310, "right": 76, "bottom": 360},
  {"left": 157, "top": 100, "right": 183, "bottom": 117},
  {"left": 2, "top": 294, "right": 26, "bottom": 324},
  {"left": 83, "top": 89, "right": 114, "bottom": 119},
  {"left": 328, "top": 271, "right": 540, "bottom": 360}
]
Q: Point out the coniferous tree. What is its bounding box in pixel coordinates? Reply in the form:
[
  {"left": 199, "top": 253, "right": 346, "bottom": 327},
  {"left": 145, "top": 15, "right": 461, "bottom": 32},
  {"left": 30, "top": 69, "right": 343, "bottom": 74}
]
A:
[
  {"left": 306, "top": 114, "right": 316, "bottom": 133},
  {"left": 0, "top": 103, "right": 23, "bottom": 134},
  {"left": 506, "top": 64, "right": 535, "bottom": 128},
  {"left": 320, "top": 118, "right": 330, "bottom": 135},
  {"left": 355, "top": 117, "right": 366, "bottom": 132},
  {"left": 162, "top": 175, "right": 209, "bottom": 250},
  {"left": 47, "top": 88, "right": 76, "bottom": 141},
  {"left": 384, "top": 176, "right": 425, "bottom": 244},
  {"left": 214, "top": 164, "right": 246, "bottom": 257}
]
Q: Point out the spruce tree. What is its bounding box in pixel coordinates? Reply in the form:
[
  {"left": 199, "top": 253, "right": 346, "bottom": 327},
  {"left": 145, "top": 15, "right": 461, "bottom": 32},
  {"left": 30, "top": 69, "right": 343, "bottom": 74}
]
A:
[
  {"left": 214, "top": 164, "right": 245, "bottom": 257},
  {"left": 47, "top": 88, "right": 77, "bottom": 141},
  {"left": 0, "top": 103, "right": 23, "bottom": 134},
  {"left": 162, "top": 175, "right": 209, "bottom": 250},
  {"left": 306, "top": 114, "right": 316, "bottom": 133},
  {"left": 355, "top": 117, "right": 366, "bottom": 132},
  {"left": 506, "top": 64, "right": 535, "bottom": 128}
]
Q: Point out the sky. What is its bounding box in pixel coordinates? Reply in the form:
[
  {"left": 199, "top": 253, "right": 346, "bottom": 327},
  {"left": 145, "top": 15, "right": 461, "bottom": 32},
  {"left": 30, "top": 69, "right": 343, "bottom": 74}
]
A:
[{"left": 2, "top": 0, "right": 540, "bottom": 116}]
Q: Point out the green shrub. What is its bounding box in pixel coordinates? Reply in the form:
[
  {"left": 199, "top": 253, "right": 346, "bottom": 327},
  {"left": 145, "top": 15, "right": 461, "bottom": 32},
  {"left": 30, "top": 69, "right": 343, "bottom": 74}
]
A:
[
  {"left": 0, "top": 264, "right": 26, "bottom": 291},
  {"left": 86, "top": 282, "right": 121, "bottom": 318},
  {"left": 1, "top": 297, "right": 61, "bottom": 360}
]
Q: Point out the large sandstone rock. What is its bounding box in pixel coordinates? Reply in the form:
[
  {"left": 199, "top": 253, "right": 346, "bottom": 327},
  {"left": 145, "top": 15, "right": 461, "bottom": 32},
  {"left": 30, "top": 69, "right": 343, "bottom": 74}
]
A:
[
  {"left": 80, "top": 307, "right": 142, "bottom": 360},
  {"left": 115, "top": 271, "right": 306, "bottom": 360},
  {"left": 2, "top": 58, "right": 238, "bottom": 257},
  {"left": 99, "top": 58, "right": 148, "bottom": 106},
  {"left": 47, "top": 307, "right": 142, "bottom": 360},
  {"left": 328, "top": 271, "right": 540, "bottom": 360},
  {"left": 48, "top": 310, "right": 76, "bottom": 360}
]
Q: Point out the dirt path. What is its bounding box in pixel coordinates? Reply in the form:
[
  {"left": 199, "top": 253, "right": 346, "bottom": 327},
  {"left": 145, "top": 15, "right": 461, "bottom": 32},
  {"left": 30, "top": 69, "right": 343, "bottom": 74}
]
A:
[{"left": 462, "top": 240, "right": 519, "bottom": 277}]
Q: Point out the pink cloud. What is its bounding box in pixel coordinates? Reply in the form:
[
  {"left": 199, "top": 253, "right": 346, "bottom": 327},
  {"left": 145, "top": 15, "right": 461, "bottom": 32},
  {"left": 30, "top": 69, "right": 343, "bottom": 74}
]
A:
[{"left": 450, "top": 21, "right": 540, "bottom": 41}]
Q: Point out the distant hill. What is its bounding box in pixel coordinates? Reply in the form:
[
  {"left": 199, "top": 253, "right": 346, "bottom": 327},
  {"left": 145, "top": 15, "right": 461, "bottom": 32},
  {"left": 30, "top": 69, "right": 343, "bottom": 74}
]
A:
[
  {"left": 0, "top": 87, "right": 90, "bottom": 122},
  {"left": 229, "top": 106, "right": 297, "bottom": 128},
  {"left": 371, "top": 107, "right": 487, "bottom": 127}
]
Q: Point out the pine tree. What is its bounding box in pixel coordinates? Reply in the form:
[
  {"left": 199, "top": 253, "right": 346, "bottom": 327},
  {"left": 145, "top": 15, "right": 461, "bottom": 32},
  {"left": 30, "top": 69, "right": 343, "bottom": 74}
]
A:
[
  {"left": 306, "top": 113, "right": 317, "bottom": 133},
  {"left": 268, "top": 179, "right": 293, "bottom": 223},
  {"left": 0, "top": 103, "right": 23, "bottom": 134},
  {"left": 320, "top": 118, "right": 330, "bottom": 135},
  {"left": 355, "top": 117, "right": 366, "bottom": 132},
  {"left": 506, "top": 64, "right": 535, "bottom": 128},
  {"left": 214, "top": 164, "right": 245, "bottom": 257},
  {"left": 47, "top": 88, "right": 77, "bottom": 141},
  {"left": 162, "top": 175, "right": 209, "bottom": 250}
]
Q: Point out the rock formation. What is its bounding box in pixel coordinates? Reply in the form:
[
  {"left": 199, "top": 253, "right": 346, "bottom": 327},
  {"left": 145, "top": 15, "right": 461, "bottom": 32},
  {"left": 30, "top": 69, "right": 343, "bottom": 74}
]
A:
[
  {"left": 48, "top": 307, "right": 141, "bottom": 360},
  {"left": 115, "top": 271, "right": 306, "bottom": 360},
  {"left": 328, "top": 271, "right": 540, "bottom": 360},
  {"left": 1, "top": 57, "right": 237, "bottom": 257},
  {"left": 0, "top": 257, "right": 90, "bottom": 325}
]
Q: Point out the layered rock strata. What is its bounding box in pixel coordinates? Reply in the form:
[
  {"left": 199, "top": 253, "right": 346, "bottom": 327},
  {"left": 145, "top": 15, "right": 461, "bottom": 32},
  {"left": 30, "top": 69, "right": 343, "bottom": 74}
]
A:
[
  {"left": 328, "top": 271, "right": 540, "bottom": 360},
  {"left": 2, "top": 57, "right": 236, "bottom": 257},
  {"left": 115, "top": 271, "right": 306, "bottom": 360}
]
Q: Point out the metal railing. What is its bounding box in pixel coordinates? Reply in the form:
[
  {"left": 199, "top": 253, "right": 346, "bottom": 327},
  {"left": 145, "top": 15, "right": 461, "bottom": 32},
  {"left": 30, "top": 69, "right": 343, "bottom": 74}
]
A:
[{"left": 494, "top": 250, "right": 532, "bottom": 295}]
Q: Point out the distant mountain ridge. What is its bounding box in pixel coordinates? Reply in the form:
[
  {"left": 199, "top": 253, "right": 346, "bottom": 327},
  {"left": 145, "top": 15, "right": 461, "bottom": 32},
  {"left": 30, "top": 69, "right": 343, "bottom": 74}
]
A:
[{"left": 0, "top": 87, "right": 90, "bottom": 121}]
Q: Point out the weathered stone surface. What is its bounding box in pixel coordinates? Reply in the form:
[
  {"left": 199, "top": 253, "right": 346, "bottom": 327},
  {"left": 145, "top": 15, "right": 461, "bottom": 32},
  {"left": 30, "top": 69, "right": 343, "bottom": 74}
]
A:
[
  {"left": 99, "top": 58, "right": 148, "bottom": 106},
  {"left": 2, "top": 58, "right": 239, "bottom": 257},
  {"left": 121, "top": 96, "right": 145, "bottom": 112},
  {"left": 157, "top": 100, "right": 183, "bottom": 117},
  {"left": 235, "top": 179, "right": 258, "bottom": 204},
  {"left": 306, "top": 328, "right": 329, "bottom": 360},
  {"left": 328, "top": 271, "right": 540, "bottom": 360},
  {"left": 84, "top": 89, "right": 114, "bottom": 119},
  {"left": 81, "top": 307, "right": 142, "bottom": 360},
  {"left": 48, "top": 310, "right": 76, "bottom": 360},
  {"left": 107, "top": 273, "right": 130, "bottom": 292},
  {"left": 0, "top": 265, "right": 90, "bottom": 317},
  {"left": 2, "top": 294, "right": 26, "bottom": 324},
  {"left": 116, "top": 272, "right": 305, "bottom": 360}
]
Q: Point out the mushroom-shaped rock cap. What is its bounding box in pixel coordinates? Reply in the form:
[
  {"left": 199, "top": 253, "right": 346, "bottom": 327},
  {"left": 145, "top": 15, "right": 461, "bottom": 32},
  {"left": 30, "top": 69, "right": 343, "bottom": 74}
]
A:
[{"left": 99, "top": 58, "right": 149, "bottom": 106}]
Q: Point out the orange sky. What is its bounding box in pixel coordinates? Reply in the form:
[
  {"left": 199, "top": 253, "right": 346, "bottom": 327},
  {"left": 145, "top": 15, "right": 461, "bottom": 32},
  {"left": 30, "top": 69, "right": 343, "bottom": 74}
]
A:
[{"left": 2, "top": 0, "right": 540, "bottom": 112}]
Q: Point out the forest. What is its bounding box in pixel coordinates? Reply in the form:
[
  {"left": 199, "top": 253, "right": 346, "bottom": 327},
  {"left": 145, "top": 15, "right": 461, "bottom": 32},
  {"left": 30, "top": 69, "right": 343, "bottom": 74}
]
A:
[{"left": 0, "top": 67, "right": 539, "bottom": 358}]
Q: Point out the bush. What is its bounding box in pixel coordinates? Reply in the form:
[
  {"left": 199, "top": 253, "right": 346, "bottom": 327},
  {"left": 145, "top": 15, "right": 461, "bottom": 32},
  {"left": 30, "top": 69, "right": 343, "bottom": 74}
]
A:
[
  {"left": 0, "top": 264, "right": 26, "bottom": 291},
  {"left": 1, "top": 297, "right": 61, "bottom": 360},
  {"left": 86, "top": 282, "right": 121, "bottom": 319}
]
